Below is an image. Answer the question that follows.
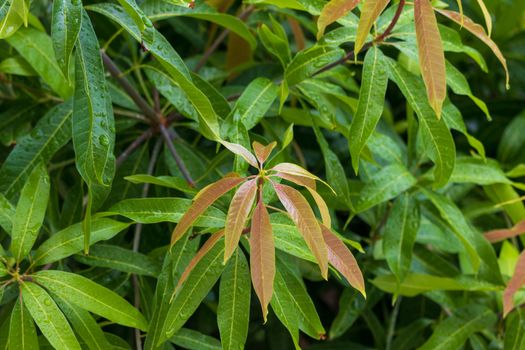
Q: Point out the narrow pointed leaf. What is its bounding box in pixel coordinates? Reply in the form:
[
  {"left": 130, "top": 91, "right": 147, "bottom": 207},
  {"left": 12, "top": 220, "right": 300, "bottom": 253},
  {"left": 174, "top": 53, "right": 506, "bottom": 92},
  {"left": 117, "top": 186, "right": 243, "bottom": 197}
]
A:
[
  {"left": 218, "top": 248, "right": 251, "bottom": 350},
  {"left": 354, "top": 0, "right": 390, "bottom": 55},
  {"left": 250, "top": 199, "right": 275, "bottom": 322},
  {"left": 224, "top": 179, "right": 257, "bottom": 262},
  {"left": 171, "top": 175, "right": 244, "bottom": 245},
  {"left": 270, "top": 268, "right": 300, "bottom": 349},
  {"left": 476, "top": 0, "right": 492, "bottom": 37},
  {"left": 349, "top": 46, "right": 388, "bottom": 173},
  {"left": 220, "top": 141, "right": 259, "bottom": 169},
  {"left": 414, "top": 0, "right": 446, "bottom": 117},
  {"left": 33, "top": 270, "right": 148, "bottom": 330},
  {"left": 484, "top": 220, "right": 525, "bottom": 243},
  {"left": 9, "top": 299, "right": 38, "bottom": 350},
  {"left": 21, "top": 282, "right": 81, "bottom": 350},
  {"left": 169, "top": 328, "right": 221, "bottom": 350},
  {"left": 273, "top": 182, "right": 328, "bottom": 279},
  {"left": 253, "top": 141, "right": 277, "bottom": 166},
  {"left": 10, "top": 163, "right": 50, "bottom": 262},
  {"left": 317, "top": 0, "right": 359, "bottom": 39},
  {"left": 503, "top": 251, "right": 525, "bottom": 317},
  {"left": 285, "top": 46, "right": 344, "bottom": 86},
  {"left": 51, "top": 0, "right": 82, "bottom": 76}
]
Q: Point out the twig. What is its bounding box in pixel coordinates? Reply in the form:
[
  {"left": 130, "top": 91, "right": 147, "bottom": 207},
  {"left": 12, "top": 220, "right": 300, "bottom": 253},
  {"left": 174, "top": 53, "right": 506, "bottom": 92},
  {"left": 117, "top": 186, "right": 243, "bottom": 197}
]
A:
[
  {"left": 385, "top": 296, "right": 402, "bottom": 350},
  {"left": 116, "top": 128, "right": 155, "bottom": 167},
  {"left": 159, "top": 124, "right": 195, "bottom": 187},
  {"left": 314, "top": 0, "right": 406, "bottom": 76},
  {"left": 194, "top": 5, "right": 255, "bottom": 72}
]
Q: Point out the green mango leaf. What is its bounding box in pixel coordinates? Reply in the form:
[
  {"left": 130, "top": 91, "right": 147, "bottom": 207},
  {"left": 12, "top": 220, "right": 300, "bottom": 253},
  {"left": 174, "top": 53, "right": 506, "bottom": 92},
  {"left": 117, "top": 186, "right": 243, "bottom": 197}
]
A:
[
  {"left": 21, "top": 282, "right": 81, "bottom": 350},
  {"left": 0, "top": 193, "right": 15, "bottom": 234},
  {"left": 0, "top": 100, "right": 73, "bottom": 198},
  {"left": 33, "top": 219, "right": 131, "bottom": 266},
  {"left": 218, "top": 248, "right": 251, "bottom": 350},
  {"left": 9, "top": 299, "right": 38, "bottom": 350},
  {"left": 419, "top": 305, "right": 497, "bottom": 350},
  {"left": 74, "top": 244, "right": 161, "bottom": 277},
  {"left": 124, "top": 174, "right": 196, "bottom": 194},
  {"left": 33, "top": 270, "right": 148, "bottom": 331},
  {"left": 271, "top": 213, "right": 316, "bottom": 263},
  {"left": 51, "top": 0, "right": 82, "bottom": 76},
  {"left": 383, "top": 193, "right": 420, "bottom": 282},
  {"left": 329, "top": 289, "right": 367, "bottom": 340},
  {"left": 349, "top": 46, "right": 388, "bottom": 174},
  {"left": 169, "top": 328, "right": 221, "bottom": 350},
  {"left": 10, "top": 163, "right": 49, "bottom": 262},
  {"left": 285, "top": 46, "right": 344, "bottom": 86},
  {"left": 450, "top": 157, "right": 511, "bottom": 185},
  {"left": 258, "top": 20, "right": 291, "bottom": 68},
  {"left": 0, "top": 0, "right": 24, "bottom": 39},
  {"left": 504, "top": 309, "right": 525, "bottom": 350},
  {"left": 0, "top": 56, "right": 36, "bottom": 76}
]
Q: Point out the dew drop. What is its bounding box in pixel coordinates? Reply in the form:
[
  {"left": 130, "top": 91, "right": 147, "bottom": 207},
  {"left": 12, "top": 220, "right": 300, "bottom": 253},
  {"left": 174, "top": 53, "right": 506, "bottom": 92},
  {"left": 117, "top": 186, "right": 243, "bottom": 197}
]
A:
[
  {"left": 43, "top": 298, "right": 52, "bottom": 306},
  {"left": 99, "top": 135, "right": 109, "bottom": 146}
]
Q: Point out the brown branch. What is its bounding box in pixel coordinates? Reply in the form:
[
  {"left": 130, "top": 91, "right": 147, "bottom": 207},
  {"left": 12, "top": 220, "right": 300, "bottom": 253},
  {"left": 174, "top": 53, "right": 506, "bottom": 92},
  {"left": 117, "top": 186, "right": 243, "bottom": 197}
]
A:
[
  {"left": 116, "top": 128, "right": 155, "bottom": 168},
  {"left": 159, "top": 124, "right": 195, "bottom": 187},
  {"left": 314, "top": 0, "right": 406, "bottom": 76}
]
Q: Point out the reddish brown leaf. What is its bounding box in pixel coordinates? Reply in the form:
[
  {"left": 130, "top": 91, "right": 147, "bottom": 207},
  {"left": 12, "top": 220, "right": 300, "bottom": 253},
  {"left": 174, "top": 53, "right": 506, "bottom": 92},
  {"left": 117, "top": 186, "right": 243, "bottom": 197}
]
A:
[
  {"left": 250, "top": 198, "right": 275, "bottom": 322},
  {"left": 272, "top": 182, "right": 329, "bottom": 279},
  {"left": 170, "top": 175, "right": 245, "bottom": 245},
  {"left": 322, "top": 225, "right": 365, "bottom": 297},
  {"left": 503, "top": 250, "right": 525, "bottom": 317},
  {"left": 224, "top": 179, "right": 258, "bottom": 262},
  {"left": 415, "top": 0, "right": 446, "bottom": 118},
  {"left": 176, "top": 230, "right": 225, "bottom": 291},
  {"left": 221, "top": 141, "right": 259, "bottom": 168},
  {"left": 317, "top": 0, "right": 360, "bottom": 40},
  {"left": 271, "top": 162, "right": 332, "bottom": 191},
  {"left": 354, "top": 0, "right": 391, "bottom": 55},
  {"left": 436, "top": 9, "right": 508, "bottom": 88},
  {"left": 253, "top": 141, "right": 277, "bottom": 166},
  {"left": 288, "top": 17, "right": 305, "bottom": 51},
  {"left": 484, "top": 220, "right": 525, "bottom": 243}
]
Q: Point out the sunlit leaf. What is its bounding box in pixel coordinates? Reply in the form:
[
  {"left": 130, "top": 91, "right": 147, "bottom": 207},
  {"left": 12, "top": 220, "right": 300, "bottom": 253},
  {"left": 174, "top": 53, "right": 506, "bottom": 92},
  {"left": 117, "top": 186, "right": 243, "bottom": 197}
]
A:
[
  {"left": 354, "top": 0, "right": 390, "bottom": 55},
  {"left": 317, "top": 0, "right": 359, "bottom": 39}
]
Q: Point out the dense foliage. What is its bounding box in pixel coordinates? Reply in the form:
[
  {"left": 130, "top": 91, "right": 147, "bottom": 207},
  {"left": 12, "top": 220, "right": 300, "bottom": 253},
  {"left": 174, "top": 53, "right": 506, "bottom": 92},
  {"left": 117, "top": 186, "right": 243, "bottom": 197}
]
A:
[{"left": 1, "top": 0, "right": 525, "bottom": 349}]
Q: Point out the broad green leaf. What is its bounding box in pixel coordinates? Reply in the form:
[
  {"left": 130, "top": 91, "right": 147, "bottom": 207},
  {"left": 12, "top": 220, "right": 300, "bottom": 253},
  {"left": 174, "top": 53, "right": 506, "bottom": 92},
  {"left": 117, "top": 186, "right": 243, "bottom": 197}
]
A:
[
  {"left": 224, "top": 179, "right": 257, "bottom": 262},
  {"left": 10, "top": 163, "right": 49, "bottom": 262},
  {"left": 383, "top": 193, "right": 420, "bottom": 282},
  {"left": 250, "top": 198, "right": 275, "bottom": 322},
  {"left": 419, "top": 305, "right": 497, "bottom": 350},
  {"left": 51, "top": 0, "right": 82, "bottom": 76},
  {"left": 0, "top": 101, "right": 73, "bottom": 198},
  {"left": 414, "top": 0, "right": 446, "bottom": 117},
  {"left": 105, "top": 197, "right": 225, "bottom": 226},
  {"left": 169, "top": 328, "right": 221, "bottom": 350},
  {"left": 218, "top": 249, "right": 251, "bottom": 350},
  {"left": 386, "top": 57, "right": 455, "bottom": 188},
  {"left": 450, "top": 157, "right": 511, "bottom": 185},
  {"left": 75, "top": 244, "right": 161, "bottom": 277},
  {"left": 0, "top": 56, "right": 36, "bottom": 76},
  {"left": 354, "top": 0, "right": 390, "bottom": 55},
  {"left": 0, "top": 193, "right": 15, "bottom": 234},
  {"left": 372, "top": 273, "right": 500, "bottom": 297},
  {"left": 54, "top": 296, "right": 112, "bottom": 350},
  {"left": 271, "top": 213, "right": 316, "bottom": 263},
  {"left": 349, "top": 46, "right": 388, "bottom": 173},
  {"left": 33, "top": 219, "right": 130, "bottom": 266},
  {"left": 34, "top": 270, "right": 148, "bottom": 330},
  {"left": 504, "top": 309, "right": 525, "bottom": 350},
  {"left": 116, "top": 0, "right": 148, "bottom": 32},
  {"left": 160, "top": 237, "right": 226, "bottom": 342},
  {"left": 356, "top": 163, "right": 416, "bottom": 212},
  {"left": 6, "top": 27, "right": 71, "bottom": 98},
  {"left": 21, "top": 282, "right": 81, "bottom": 350},
  {"left": 285, "top": 46, "right": 344, "bottom": 86},
  {"left": 9, "top": 299, "right": 38, "bottom": 350},
  {"left": 317, "top": 0, "right": 359, "bottom": 39},
  {"left": 258, "top": 22, "right": 291, "bottom": 68},
  {"left": 0, "top": 0, "right": 24, "bottom": 39}
]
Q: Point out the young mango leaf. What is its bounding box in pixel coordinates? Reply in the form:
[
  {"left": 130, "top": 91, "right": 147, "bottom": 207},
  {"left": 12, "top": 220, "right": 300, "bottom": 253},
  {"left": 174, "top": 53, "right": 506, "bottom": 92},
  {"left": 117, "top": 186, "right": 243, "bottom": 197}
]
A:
[
  {"left": 250, "top": 198, "right": 275, "bottom": 322},
  {"left": 220, "top": 142, "right": 259, "bottom": 169},
  {"left": 9, "top": 299, "right": 38, "bottom": 350},
  {"left": 383, "top": 193, "right": 420, "bottom": 282},
  {"left": 354, "top": 0, "right": 390, "bottom": 56},
  {"left": 436, "top": 9, "right": 509, "bottom": 88},
  {"left": 218, "top": 248, "right": 251, "bottom": 350},
  {"left": 414, "top": 0, "right": 446, "bottom": 118},
  {"left": 10, "top": 163, "right": 49, "bottom": 262},
  {"left": 349, "top": 46, "right": 388, "bottom": 173},
  {"left": 484, "top": 220, "right": 525, "bottom": 243},
  {"left": 33, "top": 270, "right": 148, "bottom": 331},
  {"left": 170, "top": 175, "right": 245, "bottom": 245},
  {"left": 51, "top": 0, "right": 82, "bottom": 76},
  {"left": 317, "top": 0, "right": 359, "bottom": 39},
  {"left": 21, "top": 282, "right": 81, "bottom": 350},
  {"left": 503, "top": 251, "right": 525, "bottom": 317},
  {"left": 224, "top": 179, "right": 257, "bottom": 262},
  {"left": 253, "top": 141, "right": 277, "bottom": 166},
  {"left": 476, "top": 0, "right": 492, "bottom": 36},
  {"left": 273, "top": 182, "right": 329, "bottom": 279}
]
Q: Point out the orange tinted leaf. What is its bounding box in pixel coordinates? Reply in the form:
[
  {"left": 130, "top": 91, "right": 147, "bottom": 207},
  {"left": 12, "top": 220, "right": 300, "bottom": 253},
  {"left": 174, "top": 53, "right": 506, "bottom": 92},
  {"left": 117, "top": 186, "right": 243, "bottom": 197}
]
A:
[
  {"left": 271, "top": 162, "right": 332, "bottom": 191},
  {"left": 250, "top": 199, "right": 275, "bottom": 322},
  {"left": 415, "top": 0, "right": 446, "bottom": 118},
  {"left": 275, "top": 172, "right": 316, "bottom": 190},
  {"left": 272, "top": 182, "right": 328, "bottom": 279},
  {"left": 176, "top": 230, "right": 225, "bottom": 291},
  {"left": 224, "top": 179, "right": 258, "bottom": 262},
  {"left": 170, "top": 175, "right": 245, "bottom": 245},
  {"left": 484, "top": 220, "right": 525, "bottom": 243},
  {"left": 476, "top": 0, "right": 492, "bottom": 37},
  {"left": 253, "top": 141, "right": 277, "bottom": 166},
  {"left": 436, "top": 9, "right": 509, "bottom": 89},
  {"left": 354, "top": 0, "right": 390, "bottom": 55},
  {"left": 288, "top": 17, "right": 305, "bottom": 51},
  {"left": 221, "top": 141, "right": 259, "bottom": 169},
  {"left": 322, "top": 224, "right": 365, "bottom": 296},
  {"left": 317, "top": 0, "right": 360, "bottom": 40},
  {"left": 503, "top": 250, "right": 525, "bottom": 317}
]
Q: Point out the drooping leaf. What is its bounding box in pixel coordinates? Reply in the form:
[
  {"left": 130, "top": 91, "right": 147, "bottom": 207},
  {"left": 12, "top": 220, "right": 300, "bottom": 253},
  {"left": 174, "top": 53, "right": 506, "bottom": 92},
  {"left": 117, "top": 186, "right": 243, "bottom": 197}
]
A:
[
  {"left": 414, "top": 0, "right": 446, "bottom": 117},
  {"left": 51, "top": 0, "right": 82, "bottom": 76},
  {"left": 354, "top": 0, "right": 390, "bottom": 55},
  {"left": 10, "top": 163, "right": 50, "bottom": 262},
  {"left": 503, "top": 251, "right": 525, "bottom": 317},
  {"left": 9, "top": 299, "right": 38, "bottom": 350},
  {"left": 33, "top": 270, "right": 148, "bottom": 330},
  {"left": 250, "top": 198, "right": 275, "bottom": 322},
  {"left": 317, "top": 0, "right": 359, "bottom": 39},
  {"left": 476, "top": 0, "right": 492, "bottom": 36}
]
